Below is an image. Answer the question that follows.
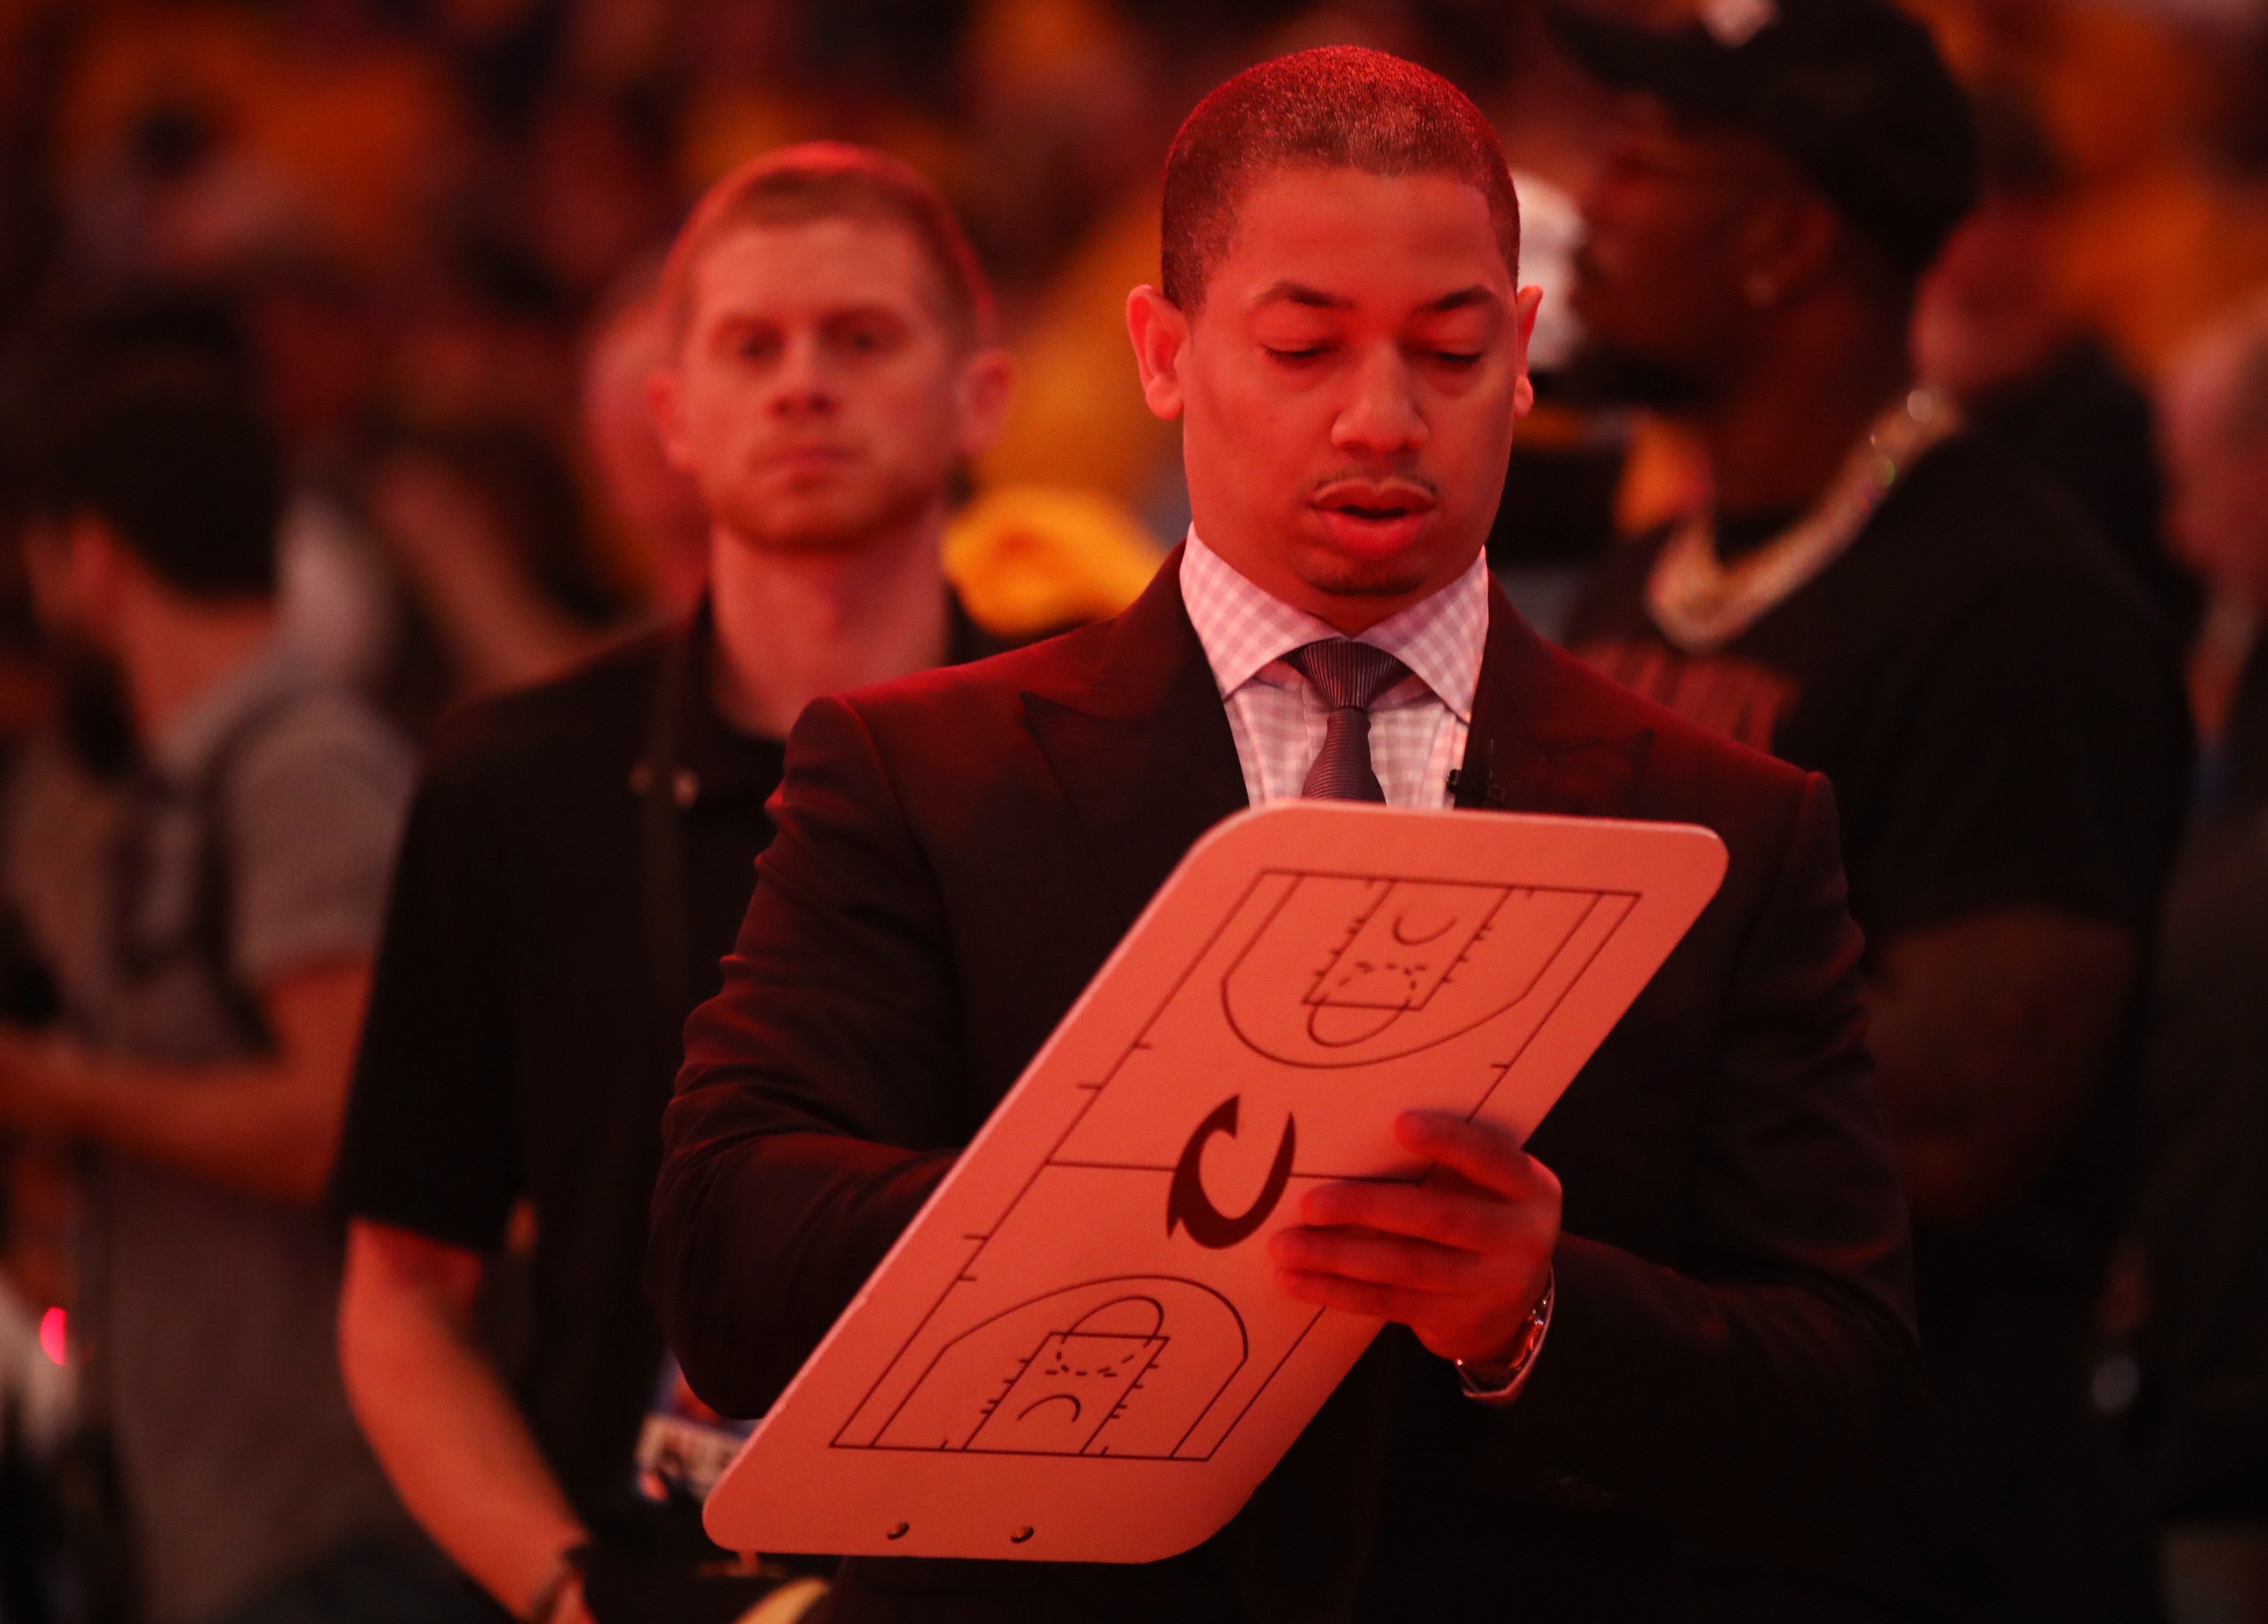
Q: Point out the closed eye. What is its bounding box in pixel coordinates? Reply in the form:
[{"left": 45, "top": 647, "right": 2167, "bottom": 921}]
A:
[{"left": 1265, "top": 345, "right": 1334, "bottom": 363}]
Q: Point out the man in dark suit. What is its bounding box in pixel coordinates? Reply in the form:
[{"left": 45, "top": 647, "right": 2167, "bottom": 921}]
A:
[{"left": 649, "top": 46, "right": 1917, "bottom": 1622}]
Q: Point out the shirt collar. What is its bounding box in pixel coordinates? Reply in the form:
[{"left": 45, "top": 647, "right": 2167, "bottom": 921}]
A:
[
  {"left": 1179, "top": 529, "right": 1489, "bottom": 722},
  {"left": 147, "top": 638, "right": 320, "bottom": 787}
]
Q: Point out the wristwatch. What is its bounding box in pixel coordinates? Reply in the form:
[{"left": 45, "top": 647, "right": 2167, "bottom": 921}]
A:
[{"left": 1454, "top": 1269, "right": 1555, "bottom": 1408}]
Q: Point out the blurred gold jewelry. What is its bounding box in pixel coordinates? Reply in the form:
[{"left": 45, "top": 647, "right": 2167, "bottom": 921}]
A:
[{"left": 1647, "top": 387, "right": 1959, "bottom": 653}]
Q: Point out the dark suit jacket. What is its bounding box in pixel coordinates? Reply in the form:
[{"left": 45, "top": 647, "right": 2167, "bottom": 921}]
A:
[{"left": 649, "top": 553, "right": 1918, "bottom": 1621}]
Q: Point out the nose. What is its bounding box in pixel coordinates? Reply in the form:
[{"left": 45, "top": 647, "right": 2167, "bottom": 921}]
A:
[
  {"left": 769, "top": 331, "right": 839, "bottom": 420},
  {"left": 1331, "top": 343, "right": 1426, "bottom": 459}
]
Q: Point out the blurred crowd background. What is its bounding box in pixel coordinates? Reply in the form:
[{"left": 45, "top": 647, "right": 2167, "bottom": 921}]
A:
[
  {"left": 0, "top": 0, "right": 2257, "bottom": 731},
  {"left": 2, "top": 0, "right": 2268, "bottom": 1618}
]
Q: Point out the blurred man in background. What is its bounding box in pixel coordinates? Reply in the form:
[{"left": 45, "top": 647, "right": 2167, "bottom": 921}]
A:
[
  {"left": 1556, "top": 0, "right": 2192, "bottom": 1616},
  {"left": 0, "top": 373, "right": 450, "bottom": 1624},
  {"left": 1913, "top": 96, "right": 2199, "bottom": 650},
  {"left": 2161, "top": 292, "right": 2268, "bottom": 797},
  {"left": 2125, "top": 291, "right": 2268, "bottom": 1624},
  {"left": 580, "top": 273, "right": 715, "bottom": 625},
  {"left": 332, "top": 144, "right": 1016, "bottom": 1624}
]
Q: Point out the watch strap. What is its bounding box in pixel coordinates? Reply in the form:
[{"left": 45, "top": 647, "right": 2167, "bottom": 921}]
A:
[{"left": 1454, "top": 1268, "right": 1555, "bottom": 1408}]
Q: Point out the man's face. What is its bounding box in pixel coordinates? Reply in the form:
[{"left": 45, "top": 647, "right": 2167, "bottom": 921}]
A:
[
  {"left": 1568, "top": 101, "right": 1787, "bottom": 406},
  {"left": 652, "top": 216, "right": 1010, "bottom": 555},
  {"left": 1130, "top": 167, "right": 1538, "bottom": 631}
]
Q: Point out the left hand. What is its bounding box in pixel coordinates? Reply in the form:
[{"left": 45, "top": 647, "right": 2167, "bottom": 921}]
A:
[{"left": 1270, "top": 1110, "right": 1561, "bottom": 1364}]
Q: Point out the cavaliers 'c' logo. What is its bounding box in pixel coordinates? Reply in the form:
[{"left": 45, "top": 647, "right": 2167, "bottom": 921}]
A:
[{"left": 1166, "top": 1096, "right": 1296, "bottom": 1250}]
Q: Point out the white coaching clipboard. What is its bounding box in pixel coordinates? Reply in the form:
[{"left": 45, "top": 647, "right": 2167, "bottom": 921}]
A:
[{"left": 703, "top": 802, "right": 1727, "bottom": 1565}]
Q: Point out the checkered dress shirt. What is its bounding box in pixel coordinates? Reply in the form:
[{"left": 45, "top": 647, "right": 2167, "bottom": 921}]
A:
[{"left": 1180, "top": 532, "right": 1489, "bottom": 809}]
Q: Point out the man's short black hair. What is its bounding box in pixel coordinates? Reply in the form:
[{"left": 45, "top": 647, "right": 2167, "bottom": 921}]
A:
[
  {"left": 35, "top": 371, "right": 284, "bottom": 599},
  {"left": 1161, "top": 46, "right": 1521, "bottom": 312}
]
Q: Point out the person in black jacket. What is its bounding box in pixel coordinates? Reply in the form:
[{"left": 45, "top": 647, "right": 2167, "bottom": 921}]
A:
[
  {"left": 331, "top": 145, "right": 1016, "bottom": 1624},
  {"left": 649, "top": 47, "right": 1916, "bottom": 1623},
  {"left": 1554, "top": 1, "right": 2192, "bottom": 1616}
]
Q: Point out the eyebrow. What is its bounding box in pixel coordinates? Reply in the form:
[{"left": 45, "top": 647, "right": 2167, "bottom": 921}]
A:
[
  {"left": 1251, "top": 282, "right": 1503, "bottom": 315},
  {"left": 707, "top": 299, "right": 916, "bottom": 335},
  {"left": 1419, "top": 286, "right": 1501, "bottom": 315},
  {"left": 1255, "top": 281, "right": 1353, "bottom": 310}
]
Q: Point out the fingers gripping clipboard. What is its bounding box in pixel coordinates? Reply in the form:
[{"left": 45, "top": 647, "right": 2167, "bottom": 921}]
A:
[{"left": 703, "top": 803, "right": 1726, "bottom": 1564}]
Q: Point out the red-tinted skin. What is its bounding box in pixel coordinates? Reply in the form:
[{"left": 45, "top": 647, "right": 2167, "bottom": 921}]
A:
[
  {"left": 1569, "top": 100, "right": 1793, "bottom": 399},
  {"left": 1575, "top": 104, "right": 2150, "bottom": 1234},
  {"left": 340, "top": 213, "right": 1014, "bottom": 1624},
  {"left": 2164, "top": 344, "right": 2268, "bottom": 608},
  {"left": 651, "top": 216, "right": 1011, "bottom": 558},
  {"left": 1126, "top": 166, "right": 1557, "bottom": 1365},
  {"left": 1130, "top": 168, "right": 1541, "bottom": 635}
]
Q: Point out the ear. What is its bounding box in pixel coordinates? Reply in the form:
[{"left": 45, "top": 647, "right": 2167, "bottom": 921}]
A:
[
  {"left": 1511, "top": 283, "right": 1545, "bottom": 419},
  {"left": 50, "top": 511, "right": 133, "bottom": 638},
  {"left": 1739, "top": 190, "right": 1842, "bottom": 310},
  {"left": 1126, "top": 285, "right": 1190, "bottom": 421},
  {"left": 647, "top": 365, "right": 697, "bottom": 476},
  {"left": 954, "top": 345, "right": 1018, "bottom": 460}
]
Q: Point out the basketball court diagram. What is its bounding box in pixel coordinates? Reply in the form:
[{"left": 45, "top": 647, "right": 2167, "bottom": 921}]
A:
[
  {"left": 831, "top": 870, "right": 1636, "bottom": 1467},
  {"left": 704, "top": 804, "right": 1726, "bottom": 1563}
]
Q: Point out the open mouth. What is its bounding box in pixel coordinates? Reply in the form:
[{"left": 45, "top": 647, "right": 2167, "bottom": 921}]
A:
[
  {"left": 1333, "top": 502, "right": 1421, "bottom": 523},
  {"left": 1315, "top": 482, "right": 1436, "bottom": 522},
  {"left": 1311, "top": 487, "right": 1436, "bottom": 556}
]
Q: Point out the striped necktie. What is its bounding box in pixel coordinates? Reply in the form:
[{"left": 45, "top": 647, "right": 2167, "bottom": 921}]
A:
[{"left": 1282, "top": 638, "right": 1411, "bottom": 803}]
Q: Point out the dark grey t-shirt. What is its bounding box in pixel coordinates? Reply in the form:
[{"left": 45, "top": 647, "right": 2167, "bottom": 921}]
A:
[{"left": 2, "top": 644, "right": 415, "bottom": 1624}]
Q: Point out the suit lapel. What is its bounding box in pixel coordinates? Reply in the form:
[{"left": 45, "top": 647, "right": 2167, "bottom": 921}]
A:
[
  {"left": 1023, "top": 548, "right": 1249, "bottom": 927},
  {"left": 1457, "top": 580, "right": 1652, "bottom": 819}
]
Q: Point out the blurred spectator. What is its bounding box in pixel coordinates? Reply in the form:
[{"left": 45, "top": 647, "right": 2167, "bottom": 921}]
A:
[
  {"left": 954, "top": 0, "right": 1161, "bottom": 299},
  {"left": 1910, "top": 0, "right": 2268, "bottom": 378},
  {"left": 1915, "top": 97, "right": 2203, "bottom": 649},
  {"left": 0, "top": 374, "right": 463, "bottom": 1624},
  {"left": 1486, "top": 169, "right": 1627, "bottom": 645},
  {"left": 57, "top": 0, "right": 457, "bottom": 281},
  {"left": 331, "top": 145, "right": 1018, "bottom": 1624},
  {"left": 2161, "top": 290, "right": 2268, "bottom": 785},
  {"left": 972, "top": 178, "right": 1177, "bottom": 518},
  {"left": 518, "top": 90, "right": 675, "bottom": 307},
  {"left": 2122, "top": 289, "right": 2268, "bottom": 1624},
  {"left": 367, "top": 420, "right": 626, "bottom": 707},
  {"left": 580, "top": 272, "right": 712, "bottom": 620},
  {"left": 387, "top": 232, "right": 581, "bottom": 447},
  {"left": 2127, "top": 788, "right": 2268, "bottom": 1624},
  {"left": 12, "top": 285, "right": 405, "bottom": 726},
  {"left": 1552, "top": 1, "right": 2192, "bottom": 1616}
]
